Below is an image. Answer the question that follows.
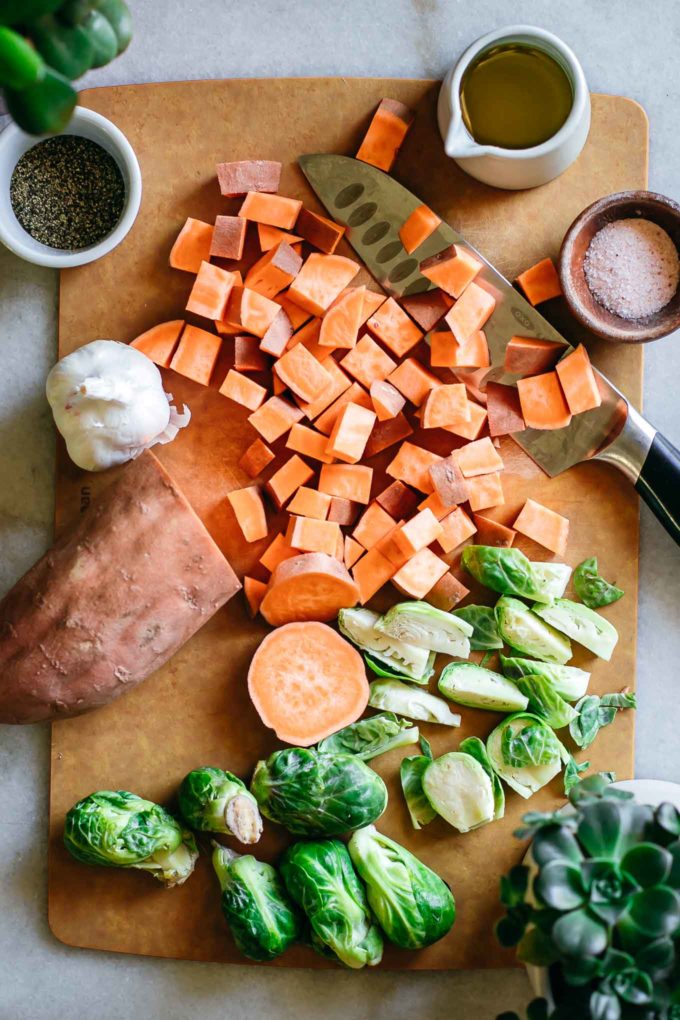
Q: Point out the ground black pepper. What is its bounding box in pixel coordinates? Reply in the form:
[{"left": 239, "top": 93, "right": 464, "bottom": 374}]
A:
[{"left": 10, "top": 135, "right": 125, "bottom": 250}]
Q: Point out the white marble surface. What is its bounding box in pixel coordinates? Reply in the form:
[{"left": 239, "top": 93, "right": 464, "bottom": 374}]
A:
[{"left": 2, "top": 2, "right": 680, "bottom": 1017}]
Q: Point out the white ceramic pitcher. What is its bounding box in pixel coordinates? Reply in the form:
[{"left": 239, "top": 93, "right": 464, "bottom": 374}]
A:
[{"left": 438, "top": 25, "right": 591, "bottom": 191}]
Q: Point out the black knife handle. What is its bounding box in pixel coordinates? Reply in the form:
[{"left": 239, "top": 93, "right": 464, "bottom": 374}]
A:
[{"left": 635, "top": 432, "right": 680, "bottom": 546}]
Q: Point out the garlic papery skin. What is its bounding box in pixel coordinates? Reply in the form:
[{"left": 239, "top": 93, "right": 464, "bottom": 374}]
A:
[{"left": 46, "top": 340, "right": 191, "bottom": 472}]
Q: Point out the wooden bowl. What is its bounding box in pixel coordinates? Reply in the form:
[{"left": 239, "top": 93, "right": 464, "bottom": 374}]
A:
[{"left": 559, "top": 190, "right": 680, "bottom": 343}]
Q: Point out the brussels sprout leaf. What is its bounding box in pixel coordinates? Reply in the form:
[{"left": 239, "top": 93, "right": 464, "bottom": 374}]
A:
[
  {"left": 453, "top": 604, "right": 503, "bottom": 650},
  {"left": 400, "top": 754, "right": 437, "bottom": 830},
  {"left": 317, "top": 712, "right": 419, "bottom": 760},
  {"left": 574, "top": 557, "right": 624, "bottom": 610},
  {"left": 570, "top": 691, "right": 637, "bottom": 750},
  {"left": 501, "top": 719, "right": 561, "bottom": 768}
]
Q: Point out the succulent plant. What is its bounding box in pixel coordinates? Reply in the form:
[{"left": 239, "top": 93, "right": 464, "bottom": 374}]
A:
[{"left": 496, "top": 775, "right": 680, "bottom": 1020}]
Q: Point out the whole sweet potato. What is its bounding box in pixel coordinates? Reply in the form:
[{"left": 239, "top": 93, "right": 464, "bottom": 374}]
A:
[{"left": 0, "top": 451, "right": 240, "bottom": 724}]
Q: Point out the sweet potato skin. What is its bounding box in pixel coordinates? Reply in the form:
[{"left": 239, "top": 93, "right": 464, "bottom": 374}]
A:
[{"left": 0, "top": 452, "right": 240, "bottom": 724}]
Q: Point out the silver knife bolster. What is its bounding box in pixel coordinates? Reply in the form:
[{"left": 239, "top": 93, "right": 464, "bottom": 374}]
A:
[{"left": 595, "top": 404, "right": 656, "bottom": 483}]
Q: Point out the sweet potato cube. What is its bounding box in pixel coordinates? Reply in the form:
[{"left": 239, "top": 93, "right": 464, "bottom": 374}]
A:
[
  {"left": 285, "top": 318, "right": 332, "bottom": 363},
  {"left": 274, "top": 293, "right": 311, "bottom": 330},
  {"left": 234, "top": 335, "right": 269, "bottom": 372},
  {"left": 386, "top": 441, "right": 442, "bottom": 494},
  {"left": 402, "top": 290, "right": 453, "bottom": 331},
  {"left": 353, "top": 502, "right": 397, "bottom": 550},
  {"left": 259, "top": 532, "right": 298, "bottom": 572},
  {"left": 239, "top": 438, "right": 275, "bottom": 479},
  {"left": 286, "top": 423, "right": 335, "bottom": 464},
  {"left": 356, "top": 98, "right": 414, "bottom": 172},
  {"left": 465, "top": 472, "right": 505, "bottom": 512},
  {"left": 376, "top": 480, "right": 419, "bottom": 520},
  {"left": 486, "top": 382, "right": 526, "bottom": 436},
  {"left": 315, "top": 383, "right": 372, "bottom": 435},
  {"left": 473, "top": 513, "right": 516, "bottom": 548},
  {"left": 344, "top": 536, "right": 364, "bottom": 569},
  {"left": 366, "top": 297, "right": 423, "bottom": 358},
  {"left": 363, "top": 413, "right": 413, "bottom": 458},
  {"left": 352, "top": 547, "right": 396, "bottom": 603},
  {"left": 219, "top": 369, "right": 267, "bottom": 411},
  {"left": 266, "top": 455, "right": 315, "bottom": 509},
  {"left": 287, "top": 254, "right": 360, "bottom": 316},
  {"left": 443, "top": 400, "right": 488, "bottom": 441},
  {"left": 430, "top": 328, "right": 490, "bottom": 370},
  {"left": 513, "top": 498, "right": 569, "bottom": 556},
  {"left": 326, "top": 402, "right": 377, "bottom": 464},
  {"left": 420, "top": 244, "right": 483, "bottom": 298},
  {"left": 555, "top": 344, "right": 602, "bottom": 415},
  {"left": 504, "top": 335, "right": 565, "bottom": 375},
  {"left": 394, "top": 508, "right": 444, "bottom": 557},
  {"left": 238, "top": 192, "right": 302, "bottom": 230},
  {"left": 456, "top": 436, "right": 504, "bottom": 478},
  {"left": 224, "top": 287, "right": 280, "bottom": 338},
  {"left": 429, "top": 456, "right": 468, "bottom": 507},
  {"left": 319, "top": 287, "right": 365, "bottom": 350},
  {"left": 418, "top": 490, "right": 458, "bottom": 521},
  {"left": 216, "top": 160, "right": 281, "bottom": 197},
  {"left": 516, "top": 257, "right": 562, "bottom": 305},
  {"left": 130, "top": 320, "right": 184, "bottom": 368},
  {"left": 319, "top": 464, "right": 373, "bottom": 505},
  {"left": 360, "top": 289, "right": 388, "bottom": 323},
  {"left": 376, "top": 522, "right": 410, "bottom": 570},
  {"left": 169, "top": 217, "right": 213, "bottom": 273},
  {"left": 328, "top": 497, "right": 360, "bottom": 526},
  {"left": 340, "top": 335, "right": 397, "bottom": 389},
  {"left": 274, "top": 343, "right": 333, "bottom": 403},
  {"left": 437, "top": 507, "right": 477, "bottom": 554},
  {"left": 210, "top": 215, "right": 247, "bottom": 260},
  {"left": 186, "top": 262, "right": 236, "bottom": 320},
  {"left": 244, "top": 576, "right": 267, "bottom": 617},
  {"left": 387, "top": 357, "right": 440, "bottom": 406},
  {"left": 399, "top": 204, "right": 441, "bottom": 255},
  {"left": 392, "top": 547, "right": 449, "bottom": 599},
  {"left": 517, "top": 372, "right": 572, "bottom": 430},
  {"left": 425, "top": 572, "right": 470, "bottom": 611},
  {"left": 370, "top": 379, "right": 406, "bottom": 421},
  {"left": 248, "top": 395, "right": 304, "bottom": 443},
  {"left": 421, "top": 383, "right": 471, "bottom": 429},
  {"left": 445, "top": 282, "right": 496, "bottom": 343},
  {"left": 227, "top": 486, "right": 268, "bottom": 543},
  {"left": 298, "top": 359, "right": 352, "bottom": 420},
  {"left": 169, "top": 324, "right": 221, "bottom": 385},
  {"left": 289, "top": 516, "right": 342, "bottom": 557},
  {"left": 245, "top": 241, "right": 303, "bottom": 299},
  {"left": 288, "top": 486, "right": 331, "bottom": 520},
  {"left": 296, "top": 207, "right": 346, "bottom": 254}
]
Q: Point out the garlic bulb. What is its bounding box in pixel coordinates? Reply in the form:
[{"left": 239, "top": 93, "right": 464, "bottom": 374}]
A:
[{"left": 46, "top": 340, "right": 191, "bottom": 472}]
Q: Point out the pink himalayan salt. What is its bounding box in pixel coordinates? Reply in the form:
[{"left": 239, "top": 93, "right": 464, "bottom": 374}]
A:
[{"left": 584, "top": 217, "right": 679, "bottom": 320}]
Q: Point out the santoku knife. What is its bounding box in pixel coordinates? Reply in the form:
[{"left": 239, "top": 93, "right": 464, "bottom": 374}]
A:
[{"left": 299, "top": 153, "right": 680, "bottom": 546}]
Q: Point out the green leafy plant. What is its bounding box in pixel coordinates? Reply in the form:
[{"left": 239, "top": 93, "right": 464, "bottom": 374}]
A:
[{"left": 496, "top": 776, "right": 680, "bottom": 1019}]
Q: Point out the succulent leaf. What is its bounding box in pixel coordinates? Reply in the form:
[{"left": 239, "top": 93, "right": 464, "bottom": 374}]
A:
[
  {"left": 534, "top": 860, "right": 586, "bottom": 911},
  {"left": 621, "top": 842, "right": 673, "bottom": 888},
  {"left": 551, "top": 907, "right": 608, "bottom": 957},
  {"left": 531, "top": 825, "right": 584, "bottom": 868},
  {"left": 628, "top": 885, "right": 680, "bottom": 938}
]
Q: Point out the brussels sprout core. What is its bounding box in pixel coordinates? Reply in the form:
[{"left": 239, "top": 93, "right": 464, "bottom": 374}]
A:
[{"left": 178, "top": 766, "right": 263, "bottom": 844}]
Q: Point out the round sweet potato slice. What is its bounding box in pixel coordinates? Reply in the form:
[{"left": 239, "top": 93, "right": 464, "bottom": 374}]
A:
[{"left": 259, "top": 552, "right": 359, "bottom": 626}]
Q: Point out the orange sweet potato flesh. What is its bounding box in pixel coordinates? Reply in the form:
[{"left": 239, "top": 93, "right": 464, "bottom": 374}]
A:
[
  {"left": 210, "top": 215, "right": 247, "bottom": 260},
  {"left": 169, "top": 324, "right": 222, "bottom": 385},
  {"left": 366, "top": 297, "right": 422, "bottom": 358},
  {"left": 247, "top": 621, "right": 367, "bottom": 745},
  {"left": 516, "top": 257, "right": 562, "bottom": 305},
  {"left": 386, "top": 440, "right": 441, "bottom": 493},
  {"left": 238, "top": 192, "right": 302, "bottom": 230},
  {"left": 169, "top": 217, "right": 213, "bottom": 273},
  {"left": 217, "top": 160, "right": 281, "bottom": 197},
  {"left": 234, "top": 335, "right": 270, "bottom": 373},
  {"left": 0, "top": 452, "right": 240, "bottom": 724},
  {"left": 353, "top": 503, "right": 396, "bottom": 550},
  {"left": 296, "top": 208, "right": 346, "bottom": 254},
  {"left": 298, "top": 359, "right": 351, "bottom": 420},
  {"left": 260, "top": 308, "right": 294, "bottom": 357},
  {"left": 504, "top": 336, "right": 566, "bottom": 375},
  {"left": 259, "top": 554, "right": 360, "bottom": 627},
  {"left": 258, "top": 225, "right": 303, "bottom": 252},
  {"left": 274, "top": 343, "right": 332, "bottom": 403},
  {"left": 486, "top": 382, "right": 526, "bottom": 437},
  {"left": 399, "top": 204, "right": 441, "bottom": 254},
  {"left": 445, "top": 282, "right": 496, "bottom": 343},
  {"left": 260, "top": 532, "right": 297, "bottom": 573},
  {"left": 473, "top": 513, "right": 516, "bottom": 548},
  {"left": 456, "top": 436, "right": 504, "bottom": 478},
  {"left": 392, "top": 547, "right": 449, "bottom": 600},
  {"left": 186, "top": 262, "right": 237, "bottom": 321},
  {"left": 420, "top": 244, "right": 482, "bottom": 298},
  {"left": 244, "top": 576, "right": 268, "bottom": 617},
  {"left": 341, "top": 335, "right": 397, "bottom": 388},
  {"left": 555, "top": 344, "right": 602, "bottom": 415},
  {"left": 266, "top": 454, "right": 314, "bottom": 509},
  {"left": 286, "top": 423, "right": 335, "bottom": 464},
  {"left": 315, "top": 382, "right": 371, "bottom": 435},
  {"left": 319, "top": 287, "right": 365, "bottom": 349},
  {"left": 319, "top": 464, "right": 373, "bottom": 504},
  {"left": 224, "top": 287, "right": 280, "bottom": 339},
  {"left": 388, "top": 357, "right": 439, "bottom": 405},
  {"left": 364, "top": 413, "right": 413, "bottom": 458},
  {"left": 245, "top": 241, "right": 303, "bottom": 299},
  {"left": 401, "top": 290, "right": 453, "bottom": 331},
  {"left": 425, "top": 572, "right": 470, "bottom": 611},
  {"left": 288, "top": 254, "right": 360, "bottom": 316},
  {"left": 219, "top": 369, "right": 267, "bottom": 412},
  {"left": 376, "top": 480, "right": 419, "bottom": 520},
  {"left": 288, "top": 486, "right": 331, "bottom": 520},
  {"left": 437, "top": 506, "right": 477, "bottom": 554},
  {"left": 352, "top": 547, "right": 396, "bottom": 603},
  {"left": 370, "top": 379, "right": 405, "bottom": 421},
  {"left": 356, "top": 98, "right": 415, "bottom": 172},
  {"left": 344, "top": 536, "right": 364, "bottom": 569},
  {"left": 130, "top": 320, "right": 184, "bottom": 368},
  {"left": 248, "top": 395, "right": 304, "bottom": 444},
  {"left": 326, "top": 402, "right": 377, "bottom": 464},
  {"left": 517, "top": 372, "right": 572, "bottom": 430},
  {"left": 466, "top": 472, "right": 505, "bottom": 512},
  {"left": 227, "top": 486, "right": 268, "bottom": 542},
  {"left": 421, "top": 383, "right": 470, "bottom": 428},
  {"left": 513, "top": 498, "right": 569, "bottom": 556},
  {"left": 289, "top": 517, "right": 341, "bottom": 557},
  {"left": 239, "top": 438, "right": 275, "bottom": 479}
]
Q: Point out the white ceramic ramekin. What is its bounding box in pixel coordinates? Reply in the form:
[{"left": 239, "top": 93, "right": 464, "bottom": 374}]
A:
[
  {"left": 0, "top": 106, "right": 141, "bottom": 268},
  {"left": 438, "top": 25, "right": 591, "bottom": 190}
]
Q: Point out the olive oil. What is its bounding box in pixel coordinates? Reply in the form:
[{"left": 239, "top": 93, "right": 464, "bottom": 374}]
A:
[{"left": 460, "top": 43, "right": 573, "bottom": 150}]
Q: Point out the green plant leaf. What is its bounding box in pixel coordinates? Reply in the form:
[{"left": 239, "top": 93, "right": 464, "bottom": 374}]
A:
[
  {"left": 563, "top": 755, "right": 590, "bottom": 795},
  {"left": 531, "top": 825, "right": 584, "bottom": 867},
  {"left": 582, "top": 860, "right": 637, "bottom": 925},
  {"left": 667, "top": 841, "right": 680, "bottom": 889},
  {"left": 526, "top": 999, "right": 550, "bottom": 1020},
  {"left": 515, "top": 810, "right": 577, "bottom": 840},
  {"left": 655, "top": 803, "right": 680, "bottom": 840},
  {"left": 622, "top": 842, "right": 672, "bottom": 888},
  {"left": 495, "top": 908, "right": 531, "bottom": 948},
  {"left": 577, "top": 799, "right": 650, "bottom": 860},
  {"left": 499, "top": 865, "right": 530, "bottom": 907},
  {"left": 628, "top": 885, "right": 680, "bottom": 938},
  {"left": 601, "top": 947, "right": 635, "bottom": 972},
  {"left": 589, "top": 991, "right": 621, "bottom": 1020},
  {"left": 453, "top": 604, "right": 503, "bottom": 650},
  {"left": 574, "top": 557, "right": 624, "bottom": 609},
  {"left": 635, "top": 936, "right": 675, "bottom": 979},
  {"left": 516, "top": 926, "right": 559, "bottom": 966},
  {"left": 561, "top": 954, "right": 601, "bottom": 986},
  {"left": 551, "top": 907, "right": 608, "bottom": 956},
  {"left": 610, "top": 966, "right": 654, "bottom": 1005},
  {"left": 534, "top": 860, "right": 586, "bottom": 911},
  {"left": 501, "top": 719, "right": 561, "bottom": 768}
]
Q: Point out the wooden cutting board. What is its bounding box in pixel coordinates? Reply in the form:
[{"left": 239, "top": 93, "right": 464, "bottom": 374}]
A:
[{"left": 48, "top": 79, "right": 647, "bottom": 971}]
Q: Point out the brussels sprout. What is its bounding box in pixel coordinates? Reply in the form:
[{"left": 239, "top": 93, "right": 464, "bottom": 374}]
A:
[
  {"left": 348, "top": 825, "right": 456, "bottom": 949},
  {"left": 64, "top": 790, "right": 198, "bottom": 887},
  {"left": 250, "top": 747, "right": 387, "bottom": 837},
  {"left": 569, "top": 691, "right": 637, "bottom": 750},
  {"left": 495, "top": 596, "right": 572, "bottom": 664},
  {"left": 375, "top": 600, "right": 472, "bottom": 656},
  {"left": 400, "top": 736, "right": 437, "bottom": 830},
  {"left": 574, "top": 556, "right": 624, "bottom": 609},
  {"left": 178, "top": 766, "right": 262, "bottom": 843},
  {"left": 211, "top": 843, "right": 301, "bottom": 961},
  {"left": 452, "top": 604, "right": 503, "bottom": 650},
  {"left": 461, "top": 545, "right": 561, "bottom": 602},
  {"left": 364, "top": 650, "right": 435, "bottom": 683},
  {"left": 499, "top": 655, "right": 590, "bottom": 702},
  {"left": 368, "top": 679, "right": 461, "bottom": 726},
  {"left": 532, "top": 598, "right": 619, "bottom": 661},
  {"left": 438, "top": 661, "right": 528, "bottom": 712},
  {"left": 513, "top": 674, "right": 579, "bottom": 730},
  {"left": 459, "top": 736, "right": 505, "bottom": 820},
  {"left": 531, "top": 562, "right": 572, "bottom": 600},
  {"left": 338, "top": 607, "right": 434, "bottom": 684},
  {"left": 422, "top": 752, "right": 496, "bottom": 832},
  {"left": 486, "top": 713, "right": 563, "bottom": 799},
  {"left": 317, "top": 712, "right": 419, "bottom": 760},
  {"left": 281, "top": 839, "right": 383, "bottom": 968}
]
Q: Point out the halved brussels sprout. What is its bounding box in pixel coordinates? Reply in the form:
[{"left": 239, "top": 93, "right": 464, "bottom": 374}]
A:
[
  {"left": 338, "top": 607, "right": 434, "bottom": 684},
  {"left": 375, "top": 601, "right": 472, "bottom": 656},
  {"left": 513, "top": 674, "right": 579, "bottom": 730},
  {"left": 458, "top": 736, "right": 505, "bottom": 820},
  {"left": 495, "top": 596, "right": 572, "bottom": 664},
  {"left": 368, "top": 679, "right": 461, "bottom": 726},
  {"left": 211, "top": 844, "right": 301, "bottom": 961},
  {"left": 178, "top": 766, "right": 262, "bottom": 843},
  {"left": 364, "top": 650, "right": 435, "bottom": 684},
  {"left": 532, "top": 598, "right": 619, "bottom": 661},
  {"left": 422, "top": 752, "right": 495, "bottom": 832},
  {"left": 281, "top": 839, "right": 383, "bottom": 969},
  {"left": 531, "top": 562, "right": 572, "bottom": 601},
  {"left": 317, "top": 712, "right": 419, "bottom": 760},
  {"left": 438, "top": 661, "right": 528, "bottom": 712},
  {"left": 400, "top": 737, "right": 437, "bottom": 830},
  {"left": 486, "top": 713, "right": 563, "bottom": 799},
  {"left": 348, "top": 825, "right": 456, "bottom": 949},
  {"left": 64, "top": 790, "right": 198, "bottom": 887},
  {"left": 499, "top": 655, "right": 590, "bottom": 702}
]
